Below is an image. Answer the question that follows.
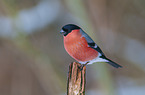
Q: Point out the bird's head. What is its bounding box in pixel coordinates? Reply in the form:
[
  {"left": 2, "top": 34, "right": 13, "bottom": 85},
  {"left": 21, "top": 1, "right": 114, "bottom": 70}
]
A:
[{"left": 60, "top": 24, "right": 80, "bottom": 36}]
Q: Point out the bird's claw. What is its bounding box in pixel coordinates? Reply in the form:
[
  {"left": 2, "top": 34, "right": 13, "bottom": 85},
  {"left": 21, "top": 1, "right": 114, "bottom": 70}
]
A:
[{"left": 80, "top": 62, "right": 89, "bottom": 71}]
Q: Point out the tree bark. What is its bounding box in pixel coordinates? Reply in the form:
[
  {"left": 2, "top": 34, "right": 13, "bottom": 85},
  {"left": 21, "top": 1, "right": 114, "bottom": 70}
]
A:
[{"left": 67, "top": 62, "right": 86, "bottom": 95}]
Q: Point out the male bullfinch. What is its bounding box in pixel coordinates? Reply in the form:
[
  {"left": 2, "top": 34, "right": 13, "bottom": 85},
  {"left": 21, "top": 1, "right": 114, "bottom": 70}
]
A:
[{"left": 60, "top": 24, "right": 122, "bottom": 68}]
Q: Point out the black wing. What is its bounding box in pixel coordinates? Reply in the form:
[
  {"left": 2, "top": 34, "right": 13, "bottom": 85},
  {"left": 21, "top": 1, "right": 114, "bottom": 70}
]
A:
[
  {"left": 80, "top": 29, "right": 105, "bottom": 55},
  {"left": 80, "top": 29, "right": 122, "bottom": 68}
]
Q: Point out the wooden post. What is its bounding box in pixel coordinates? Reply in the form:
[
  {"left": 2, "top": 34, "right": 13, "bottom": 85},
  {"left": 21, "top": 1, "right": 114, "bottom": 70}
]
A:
[{"left": 67, "top": 62, "right": 86, "bottom": 95}]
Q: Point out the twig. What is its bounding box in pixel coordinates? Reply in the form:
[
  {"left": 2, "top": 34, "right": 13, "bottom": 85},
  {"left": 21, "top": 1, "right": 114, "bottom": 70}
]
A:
[{"left": 67, "top": 62, "right": 86, "bottom": 95}]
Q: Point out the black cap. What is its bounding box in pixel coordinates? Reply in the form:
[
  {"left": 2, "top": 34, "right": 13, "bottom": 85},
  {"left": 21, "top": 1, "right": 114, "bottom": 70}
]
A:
[{"left": 60, "top": 24, "right": 80, "bottom": 36}]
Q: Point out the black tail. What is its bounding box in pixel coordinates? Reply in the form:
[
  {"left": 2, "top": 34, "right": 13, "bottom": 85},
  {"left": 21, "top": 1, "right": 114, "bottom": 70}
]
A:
[{"left": 106, "top": 58, "right": 122, "bottom": 68}]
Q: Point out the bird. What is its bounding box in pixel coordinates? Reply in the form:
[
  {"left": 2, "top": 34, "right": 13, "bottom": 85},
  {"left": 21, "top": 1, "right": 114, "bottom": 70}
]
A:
[{"left": 60, "top": 24, "right": 122, "bottom": 68}]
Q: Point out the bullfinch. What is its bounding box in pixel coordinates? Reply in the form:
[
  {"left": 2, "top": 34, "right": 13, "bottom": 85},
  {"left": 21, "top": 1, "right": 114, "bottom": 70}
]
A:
[{"left": 60, "top": 24, "right": 122, "bottom": 68}]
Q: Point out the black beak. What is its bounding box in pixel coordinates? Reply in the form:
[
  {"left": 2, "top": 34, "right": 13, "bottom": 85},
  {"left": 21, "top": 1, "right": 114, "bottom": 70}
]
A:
[{"left": 60, "top": 29, "right": 66, "bottom": 35}]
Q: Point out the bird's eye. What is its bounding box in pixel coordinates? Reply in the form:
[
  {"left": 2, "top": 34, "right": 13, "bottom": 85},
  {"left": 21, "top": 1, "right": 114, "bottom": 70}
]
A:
[{"left": 63, "top": 28, "right": 68, "bottom": 32}]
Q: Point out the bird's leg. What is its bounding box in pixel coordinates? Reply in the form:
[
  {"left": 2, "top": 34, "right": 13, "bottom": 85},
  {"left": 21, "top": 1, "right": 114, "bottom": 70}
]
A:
[{"left": 80, "top": 62, "right": 89, "bottom": 71}]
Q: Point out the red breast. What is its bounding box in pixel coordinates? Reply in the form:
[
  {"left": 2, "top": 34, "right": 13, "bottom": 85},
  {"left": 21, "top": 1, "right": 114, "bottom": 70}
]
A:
[{"left": 64, "top": 29, "right": 98, "bottom": 62}]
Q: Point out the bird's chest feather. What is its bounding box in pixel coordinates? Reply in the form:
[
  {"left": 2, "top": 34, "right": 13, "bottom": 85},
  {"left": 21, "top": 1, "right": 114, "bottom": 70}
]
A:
[
  {"left": 64, "top": 30, "right": 98, "bottom": 62},
  {"left": 64, "top": 30, "right": 88, "bottom": 53}
]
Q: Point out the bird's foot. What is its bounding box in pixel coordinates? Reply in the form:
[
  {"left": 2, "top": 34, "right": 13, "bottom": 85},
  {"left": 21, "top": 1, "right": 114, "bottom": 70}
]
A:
[{"left": 80, "top": 62, "right": 89, "bottom": 71}]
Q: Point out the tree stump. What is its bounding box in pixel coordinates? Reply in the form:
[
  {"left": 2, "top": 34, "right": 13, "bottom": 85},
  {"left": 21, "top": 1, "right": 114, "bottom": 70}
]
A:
[{"left": 67, "top": 62, "right": 86, "bottom": 95}]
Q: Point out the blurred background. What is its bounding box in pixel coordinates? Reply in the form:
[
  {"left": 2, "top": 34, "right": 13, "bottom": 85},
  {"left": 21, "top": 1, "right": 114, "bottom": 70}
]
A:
[{"left": 0, "top": 0, "right": 145, "bottom": 95}]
